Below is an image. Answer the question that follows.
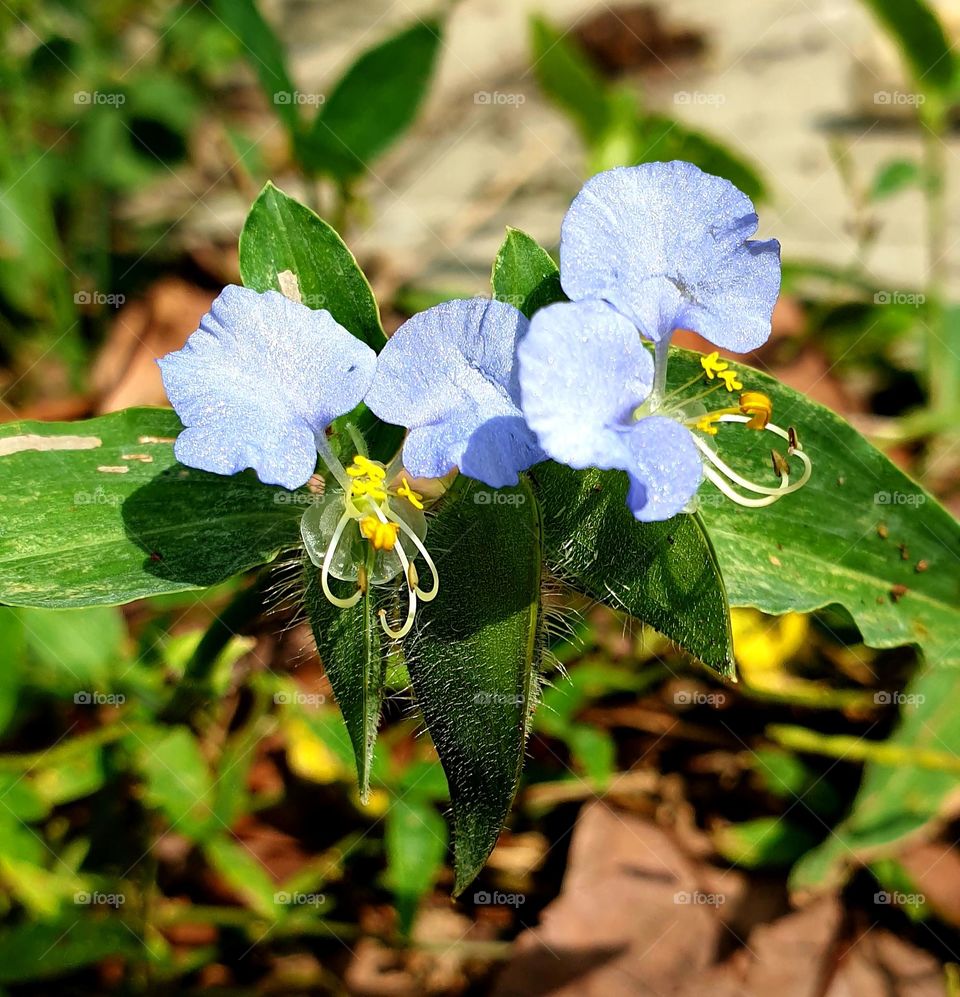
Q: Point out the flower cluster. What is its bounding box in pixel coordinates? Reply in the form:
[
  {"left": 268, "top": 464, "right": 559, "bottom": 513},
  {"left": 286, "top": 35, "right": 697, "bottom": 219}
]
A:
[{"left": 158, "top": 161, "right": 811, "bottom": 631}]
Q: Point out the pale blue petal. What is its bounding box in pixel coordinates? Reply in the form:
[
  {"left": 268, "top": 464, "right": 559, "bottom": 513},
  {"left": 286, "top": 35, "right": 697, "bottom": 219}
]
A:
[
  {"left": 518, "top": 299, "right": 653, "bottom": 471},
  {"left": 560, "top": 162, "right": 781, "bottom": 352},
  {"left": 365, "top": 298, "right": 544, "bottom": 488},
  {"left": 621, "top": 416, "right": 703, "bottom": 522},
  {"left": 158, "top": 285, "right": 376, "bottom": 490}
]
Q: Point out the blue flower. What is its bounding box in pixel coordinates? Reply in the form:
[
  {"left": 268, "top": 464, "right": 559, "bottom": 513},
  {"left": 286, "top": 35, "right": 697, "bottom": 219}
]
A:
[
  {"left": 158, "top": 285, "right": 377, "bottom": 490},
  {"left": 518, "top": 299, "right": 703, "bottom": 521},
  {"left": 560, "top": 161, "right": 781, "bottom": 353},
  {"left": 365, "top": 298, "right": 544, "bottom": 488}
]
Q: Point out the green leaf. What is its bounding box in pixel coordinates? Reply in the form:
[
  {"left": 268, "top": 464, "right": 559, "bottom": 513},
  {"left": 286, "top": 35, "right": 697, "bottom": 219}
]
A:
[
  {"left": 713, "top": 816, "right": 819, "bottom": 869},
  {"left": 211, "top": 0, "right": 299, "bottom": 136},
  {"left": 0, "top": 408, "right": 302, "bottom": 608},
  {"left": 17, "top": 606, "right": 126, "bottom": 690},
  {"left": 791, "top": 666, "right": 960, "bottom": 893},
  {"left": 302, "top": 21, "right": 442, "bottom": 180},
  {"left": 531, "top": 463, "right": 735, "bottom": 677},
  {"left": 405, "top": 478, "right": 542, "bottom": 894},
  {"left": 239, "top": 181, "right": 385, "bottom": 349},
  {"left": 490, "top": 229, "right": 733, "bottom": 675},
  {"left": 204, "top": 835, "right": 279, "bottom": 918},
  {"left": 628, "top": 112, "right": 767, "bottom": 204},
  {"left": 302, "top": 562, "right": 385, "bottom": 802},
  {"left": 135, "top": 727, "right": 216, "bottom": 842},
  {"left": 384, "top": 796, "right": 448, "bottom": 936},
  {"left": 860, "top": 0, "right": 955, "bottom": 94},
  {"left": 869, "top": 158, "right": 922, "bottom": 201},
  {"left": 0, "top": 917, "right": 142, "bottom": 983},
  {"left": 529, "top": 15, "right": 611, "bottom": 144},
  {"left": 672, "top": 348, "right": 960, "bottom": 663},
  {"left": 660, "top": 349, "right": 960, "bottom": 888},
  {"left": 491, "top": 227, "right": 564, "bottom": 318}
]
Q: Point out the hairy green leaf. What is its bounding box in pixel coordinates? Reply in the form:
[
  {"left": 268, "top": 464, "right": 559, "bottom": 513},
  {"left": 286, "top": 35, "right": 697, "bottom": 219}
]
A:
[
  {"left": 405, "top": 478, "right": 542, "bottom": 893},
  {"left": 302, "top": 561, "right": 385, "bottom": 801}
]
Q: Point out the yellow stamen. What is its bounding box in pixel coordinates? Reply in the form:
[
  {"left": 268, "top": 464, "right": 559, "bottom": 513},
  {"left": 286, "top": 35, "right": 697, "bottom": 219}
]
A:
[
  {"left": 346, "top": 455, "right": 386, "bottom": 479},
  {"left": 718, "top": 368, "right": 743, "bottom": 392},
  {"left": 350, "top": 478, "right": 388, "bottom": 501},
  {"left": 700, "top": 351, "right": 729, "bottom": 380},
  {"left": 359, "top": 515, "right": 400, "bottom": 551},
  {"left": 396, "top": 476, "right": 424, "bottom": 510},
  {"left": 695, "top": 415, "right": 720, "bottom": 436},
  {"left": 739, "top": 391, "right": 773, "bottom": 430}
]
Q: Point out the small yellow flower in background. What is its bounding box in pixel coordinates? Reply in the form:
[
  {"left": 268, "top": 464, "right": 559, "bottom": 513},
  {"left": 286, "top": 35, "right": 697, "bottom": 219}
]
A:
[
  {"left": 731, "top": 608, "right": 810, "bottom": 676},
  {"left": 285, "top": 717, "right": 348, "bottom": 785}
]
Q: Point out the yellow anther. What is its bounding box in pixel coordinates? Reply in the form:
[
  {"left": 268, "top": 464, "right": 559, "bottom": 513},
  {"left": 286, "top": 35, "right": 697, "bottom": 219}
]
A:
[
  {"left": 700, "top": 350, "right": 730, "bottom": 380},
  {"left": 695, "top": 414, "right": 720, "bottom": 436},
  {"left": 739, "top": 391, "right": 773, "bottom": 430},
  {"left": 350, "top": 479, "right": 387, "bottom": 501},
  {"left": 359, "top": 515, "right": 400, "bottom": 551},
  {"left": 396, "top": 476, "right": 424, "bottom": 510},
  {"left": 346, "top": 455, "right": 386, "bottom": 479},
  {"left": 718, "top": 368, "right": 743, "bottom": 392}
]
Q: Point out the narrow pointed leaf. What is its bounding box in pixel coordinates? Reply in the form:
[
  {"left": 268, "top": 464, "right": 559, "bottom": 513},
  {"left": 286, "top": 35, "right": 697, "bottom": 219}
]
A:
[
  {"left": 302, "top": 563, "right": 385, "bottom": 800},
  {"left": 860, "top": 0, "right": 954, "bottom": 94},
  {"left": 405, "top": 478, "right": 542, "bottom": 894},
  {"left": 0, "top": 409, "right": 301, "bottom": 607},
  {"left": 302, "top": 21, "right": 442, "bottom": 180}
]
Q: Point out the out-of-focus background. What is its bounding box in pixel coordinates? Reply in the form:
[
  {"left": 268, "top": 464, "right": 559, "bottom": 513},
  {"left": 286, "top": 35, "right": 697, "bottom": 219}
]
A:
[{"left": 1, "top": 1, "right": 960, "bottom": 993}]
